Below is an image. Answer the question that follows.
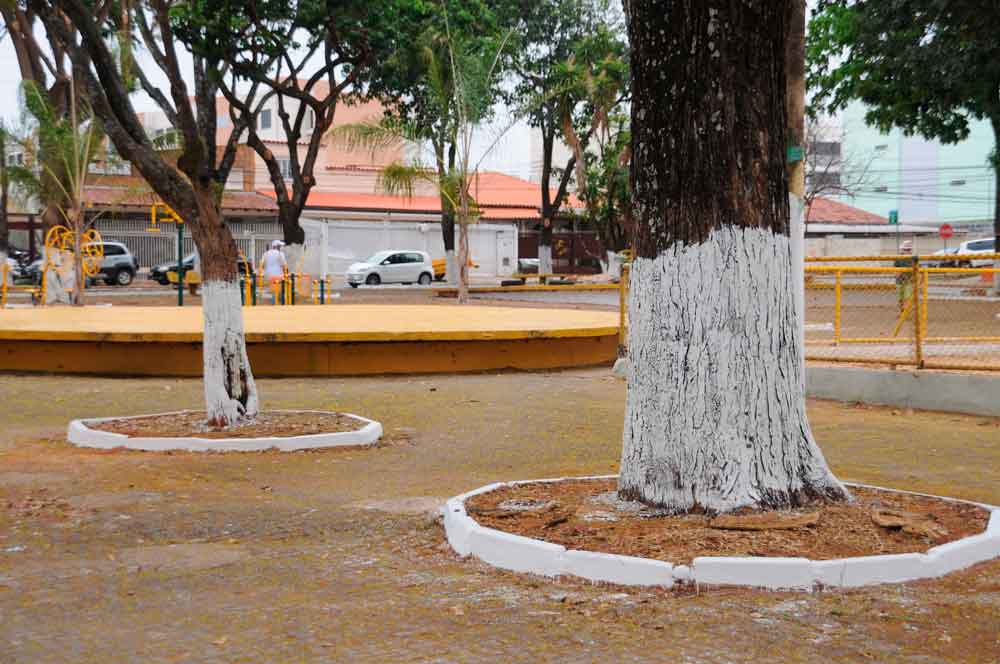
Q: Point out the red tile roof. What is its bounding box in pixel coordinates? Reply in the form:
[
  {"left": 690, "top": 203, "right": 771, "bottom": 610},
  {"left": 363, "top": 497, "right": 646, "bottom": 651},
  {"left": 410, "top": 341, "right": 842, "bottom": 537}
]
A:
[
  {"left": 269, "top": 189, "right": 540, "bottom": 220},
  {"left": 807, "top": 197, "right": 888, "bottom": 225},
  {"left": 285, "top": 169, "right": 580, "bottom": 219},
  {"left": 83, "top": 187, "right": 277, "bottom": 214}
]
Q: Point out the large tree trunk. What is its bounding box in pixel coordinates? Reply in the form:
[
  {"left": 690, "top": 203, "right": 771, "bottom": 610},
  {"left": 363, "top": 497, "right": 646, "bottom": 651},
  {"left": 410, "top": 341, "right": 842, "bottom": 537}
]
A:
[
  {"left": 192, "top": 191, "right": 258, "bottom": 426},
  {"left": 279, "top": 201, "right": 306, "bottom": 276},
  {"left": 618, "top": 0, "right": 848, "bottom": 513}
]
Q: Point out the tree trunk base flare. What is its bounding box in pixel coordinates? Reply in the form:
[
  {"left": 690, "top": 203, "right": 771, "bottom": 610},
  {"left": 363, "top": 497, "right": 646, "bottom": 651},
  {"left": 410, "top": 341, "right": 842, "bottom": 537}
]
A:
[
  {"left": 618, "top": 226, "right": 850, "bottom": 514},
  {"left": 201, "top": 280, "right": 259, "bottom": 427},
  {"left": 283, "top": 243, "right": 305, "bottom": 276},
  {"left": 445, "top": 249, "right": 457, "bottom": 285},
  {"left": 538, "top": 244, "right": 553, "bottom": 276}
]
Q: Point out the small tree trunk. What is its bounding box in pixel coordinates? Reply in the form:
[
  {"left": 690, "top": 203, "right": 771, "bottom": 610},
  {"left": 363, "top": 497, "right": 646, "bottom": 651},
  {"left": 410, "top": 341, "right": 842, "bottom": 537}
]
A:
[
  {"left": 538, "top": 219, "right": 553, "bottom": 275},
  {"left": 279, "top": 202, "right": 306, "bottom": 277},
  {"left": 193, "top": 191, "right": 259, "bottom": 426},
  {"left": 71, "top": 210, "right": 85, "bottom": 306},
  {"left": 619, "top": 0, "right": 848, "bottom": 513},
  {"left": 457, "top": 214, "right": 470, "bottom": 304},
  {"left": 441, "top": 210, "right": 457, "bottom": 284}
]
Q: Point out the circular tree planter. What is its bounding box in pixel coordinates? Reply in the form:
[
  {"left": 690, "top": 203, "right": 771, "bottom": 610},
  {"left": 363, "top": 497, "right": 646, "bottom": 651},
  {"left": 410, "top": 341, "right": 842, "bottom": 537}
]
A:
[
  {"left": 442, "top": 476, "right": 1000, "bottom": 591},
  {"left": 67, "top": 410, "right": 383, "bottom": 452}
]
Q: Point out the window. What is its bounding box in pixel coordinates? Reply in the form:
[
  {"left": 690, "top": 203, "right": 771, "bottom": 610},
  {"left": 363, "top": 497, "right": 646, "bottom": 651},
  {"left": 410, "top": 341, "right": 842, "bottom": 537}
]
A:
[
  {"left": 259, "top": 109, "right": 272, "bottom": 130},
  {"left": 873, "top": 185, "right": 889, "bottom": 193},
  {"left": 875, "top": 144, "right": 889, "bottom": 152},
  {"left": 969, "top": 240, "right": 994, "bottom": 251},
  {"left": 949, "top": 179, "right": 967, "bottom": 186},
  {"left": 406, "top": 253, "right": 424, "bottom": 263},
  {"left": 6, "top": 152, "right": 24, "bottom": 167},
  {"left": 812, "top": 141, "right": 841, "bottom": 158},
  {"left": 304, "top": 110, "right": 314, "bottom": 130},
  {"left": 103, "top": 244, "right": 124, "bottom": 256},
  {"left": 808, "top": 172, "right": 841, "bottom": 187},
  {"left": 217, "top": 115, "right": 230, "bottom": 128},
  {"left": 276, "top": 157, "right": 292, "bottom": 178}
]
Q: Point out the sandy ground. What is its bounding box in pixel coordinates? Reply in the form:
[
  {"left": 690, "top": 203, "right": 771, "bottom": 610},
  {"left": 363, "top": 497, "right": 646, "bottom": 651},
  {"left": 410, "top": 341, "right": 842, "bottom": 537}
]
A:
[{"left": 0, "top": 369, "right": 998, "bottom": 662}]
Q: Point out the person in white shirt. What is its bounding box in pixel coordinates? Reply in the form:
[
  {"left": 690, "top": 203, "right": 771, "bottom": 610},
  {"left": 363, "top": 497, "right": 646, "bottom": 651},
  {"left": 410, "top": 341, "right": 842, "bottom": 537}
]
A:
[{"left": 260, "top": 240, "right": 287, "bottom": 303}]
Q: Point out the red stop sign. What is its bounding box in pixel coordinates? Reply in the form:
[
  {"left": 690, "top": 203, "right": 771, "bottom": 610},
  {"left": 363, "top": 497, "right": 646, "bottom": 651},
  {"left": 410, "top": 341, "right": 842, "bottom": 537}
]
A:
[{"left": 939, "top": 224, "right": 954, "bottom": 239}]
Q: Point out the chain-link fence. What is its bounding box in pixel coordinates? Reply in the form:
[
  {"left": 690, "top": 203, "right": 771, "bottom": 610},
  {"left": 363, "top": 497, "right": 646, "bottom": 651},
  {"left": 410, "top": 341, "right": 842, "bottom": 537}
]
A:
[{"left": 805, "top": 254, "right": 1000, "bottom": 371}]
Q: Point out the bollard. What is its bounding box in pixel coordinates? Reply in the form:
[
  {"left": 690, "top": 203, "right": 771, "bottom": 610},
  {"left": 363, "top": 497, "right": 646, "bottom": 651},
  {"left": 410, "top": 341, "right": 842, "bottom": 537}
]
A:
[
  {"left": 240, "top": 278, "right": 246, "bottom": 306},
  {"left": 319, "top": 277, "right": 325, "bottom": 304},
  {"left": 291, "top": 273, "right": 297, "bottom": 305}
]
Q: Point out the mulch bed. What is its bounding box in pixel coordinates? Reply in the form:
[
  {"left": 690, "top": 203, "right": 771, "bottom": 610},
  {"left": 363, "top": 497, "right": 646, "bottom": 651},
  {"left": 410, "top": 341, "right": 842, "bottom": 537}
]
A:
[
  {"left": 465, "top": 479, "right": 991, "bottom": 565},
  {"left": 89, "top": 411, "right": 362, "bottom": 439}
]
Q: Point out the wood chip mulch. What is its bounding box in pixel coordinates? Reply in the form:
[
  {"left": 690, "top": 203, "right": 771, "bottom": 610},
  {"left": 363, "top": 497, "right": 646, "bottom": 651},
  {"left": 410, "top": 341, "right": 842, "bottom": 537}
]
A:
[
  {"left": 465, "top": 479, "right": 990, "bottom": 565},
  {"left": 89, "top": 411, "right": 362, "bottom": 439}
]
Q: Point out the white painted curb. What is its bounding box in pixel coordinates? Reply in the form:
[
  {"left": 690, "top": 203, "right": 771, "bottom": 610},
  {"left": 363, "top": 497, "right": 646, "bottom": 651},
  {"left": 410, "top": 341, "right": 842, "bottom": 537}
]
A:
[
  {"left": 67, "top": 410, "right": 383, "bottom": 452},
  {"left": 443, "top": 476, "right": 1000, "bottom": 591}
]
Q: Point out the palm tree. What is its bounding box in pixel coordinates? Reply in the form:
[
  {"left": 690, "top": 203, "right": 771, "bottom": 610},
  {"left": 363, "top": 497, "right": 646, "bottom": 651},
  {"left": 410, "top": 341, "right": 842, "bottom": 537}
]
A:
[
  {"left": 9, "top": 80, "right": 103, "bottom": 305},
  {"left": 332, "top": 18, "right": 513, "bottom": 303}
]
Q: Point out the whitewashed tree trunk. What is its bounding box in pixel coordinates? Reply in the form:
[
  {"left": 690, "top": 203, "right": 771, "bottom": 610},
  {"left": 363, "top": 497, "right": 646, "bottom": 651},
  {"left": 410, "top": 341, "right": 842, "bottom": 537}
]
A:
[
  {"left": 201, "top": 280, "right": 259, "bottom": 426},
  {"left": 605, "top": 249, "right": 622, "bottom": 280},
  {"left": 789, "top": 194, "right": 806, "bottom": 385},
  {"left": 620, "top": 0, "right": 849, "bottom": 512},
  {"left": 619, "top": 227, "right": 847, "bottom": 512},
  {"left": 445, "top": 248, "right": 457, "bottom": 285},
  {"left": 284, "top": 242, "right": 305, "bottom": 275},
  {"left": 44, "top": 249, "right": 74, "bottom": 305},
  {"left": 538, "top": 243, "right": 553, "bottom": 276}
]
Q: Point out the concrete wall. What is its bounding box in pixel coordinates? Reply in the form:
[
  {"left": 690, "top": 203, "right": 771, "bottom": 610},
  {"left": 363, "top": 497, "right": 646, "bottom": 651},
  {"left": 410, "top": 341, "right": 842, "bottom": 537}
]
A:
[
  {"left": 805, "top": 235, "right": 978, "bottom": 259},
  {"left": 806, "top": 366, "right": 1000, "bottom": 417},
  {"left": 302, "top": 217, "right": 518, "bottom": 278}
]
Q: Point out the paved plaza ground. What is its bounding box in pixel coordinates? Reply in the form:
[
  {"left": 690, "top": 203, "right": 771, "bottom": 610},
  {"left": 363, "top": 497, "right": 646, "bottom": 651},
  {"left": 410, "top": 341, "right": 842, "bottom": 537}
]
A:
[{"left": 1, "top": 369, "right": 998, "bottom": 662}]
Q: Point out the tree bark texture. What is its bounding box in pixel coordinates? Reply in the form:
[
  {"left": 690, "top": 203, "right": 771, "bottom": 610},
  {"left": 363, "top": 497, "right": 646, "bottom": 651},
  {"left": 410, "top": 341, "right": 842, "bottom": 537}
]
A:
[
  {"left": 191, "top": 185, "right": 259, "bottom": 425},
  {"left": 619, "top": 0, "right": 848, "bottom": 513},
  {"left": 441, "top": 208, "right": 456, "bottom": 284}
]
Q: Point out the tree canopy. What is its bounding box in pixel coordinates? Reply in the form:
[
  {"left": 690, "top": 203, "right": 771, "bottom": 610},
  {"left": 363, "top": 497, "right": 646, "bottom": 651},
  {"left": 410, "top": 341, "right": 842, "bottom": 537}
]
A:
[{"left": 808, "top": 0, "right": 1000, "bottom": 147}]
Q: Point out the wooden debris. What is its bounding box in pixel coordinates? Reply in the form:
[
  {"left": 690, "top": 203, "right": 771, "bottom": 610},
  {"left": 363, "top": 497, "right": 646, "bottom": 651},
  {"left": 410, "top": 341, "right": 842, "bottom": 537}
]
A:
[
  {"left": 709, "top": 511, "right": 820, "bottom": 531},
  {"left": 871, "top": 508, "right": 948, "bottom": 539}
]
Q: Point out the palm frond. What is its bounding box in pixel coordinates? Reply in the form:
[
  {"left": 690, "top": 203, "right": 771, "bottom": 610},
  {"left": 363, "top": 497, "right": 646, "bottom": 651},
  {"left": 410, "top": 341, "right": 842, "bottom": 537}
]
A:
[
  {"left": 327, "top": 116, "right": 426, "bottom": 159},
  {"left": 376, "top": 161, "right": 441, "bottom": 201}
]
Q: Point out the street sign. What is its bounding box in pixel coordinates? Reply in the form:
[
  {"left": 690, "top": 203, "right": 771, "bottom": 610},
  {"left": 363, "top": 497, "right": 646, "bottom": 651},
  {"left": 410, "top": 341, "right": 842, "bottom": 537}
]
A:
[
  {"left": 889, "top": 209, "right": 899, "bottom": 225},
  {"left": 939, "top": 224, "right": 954, "bottom": 240}
]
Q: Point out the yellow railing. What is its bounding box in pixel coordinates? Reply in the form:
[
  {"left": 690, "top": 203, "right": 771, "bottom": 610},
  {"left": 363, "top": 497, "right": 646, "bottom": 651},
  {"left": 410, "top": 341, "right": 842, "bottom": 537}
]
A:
[
  {"left": 805, "top": 253, "right": 1000, "bottom": 371},
  {"left": 616, "top": 253, "right": 1000, "bottom": 373}
]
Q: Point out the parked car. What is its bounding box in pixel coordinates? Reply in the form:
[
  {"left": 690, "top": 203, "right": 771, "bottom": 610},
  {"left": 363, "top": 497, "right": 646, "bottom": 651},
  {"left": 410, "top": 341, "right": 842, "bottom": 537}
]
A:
[
  {"left": 517, "top": 258, "right": 540, "bottom": 274},
  {"left": 346, "top": 250, "right": 434, "bottom": 287},
  {"left": 150, "top": 252, "right": 254, "bottom": 285},
  {"left": 25, "top": 241, "right": 138, "bottom": 286},
  {"left": 954, "top": 238, "right": 996, "bottom": 267},
  {"left": 929, "top": 247, "right": 958, "bottom": 267}
]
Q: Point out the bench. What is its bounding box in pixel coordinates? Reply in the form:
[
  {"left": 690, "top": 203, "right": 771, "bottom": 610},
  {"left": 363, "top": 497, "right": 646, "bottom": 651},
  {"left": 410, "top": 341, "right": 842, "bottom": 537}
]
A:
[{"left": 506, "top": 273, "right": 578, "bottom": 286}]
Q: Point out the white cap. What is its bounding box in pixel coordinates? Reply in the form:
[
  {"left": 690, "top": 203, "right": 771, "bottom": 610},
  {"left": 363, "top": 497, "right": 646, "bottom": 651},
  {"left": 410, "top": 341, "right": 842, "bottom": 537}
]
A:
[{"left": 271, "top": 240, "right": 284, "bottom": 249}]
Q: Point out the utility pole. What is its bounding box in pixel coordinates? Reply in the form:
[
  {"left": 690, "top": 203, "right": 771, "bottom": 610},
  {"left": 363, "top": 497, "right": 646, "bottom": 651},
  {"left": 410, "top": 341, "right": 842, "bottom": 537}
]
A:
[
  {"left": 787, "top": 0, "right": 808, "bottom": 380},
  {"left": 786, "top": 0, "right": 807, "bottom": 199}
]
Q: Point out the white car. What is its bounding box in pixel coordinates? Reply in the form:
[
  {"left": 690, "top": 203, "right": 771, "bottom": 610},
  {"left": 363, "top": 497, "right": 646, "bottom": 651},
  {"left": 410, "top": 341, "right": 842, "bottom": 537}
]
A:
[
  {"left": 345, "top": 250, "right": 435, "bottom": 287},
  {"left": 954, "top": 238, "right": 996, "bottom": 267}
]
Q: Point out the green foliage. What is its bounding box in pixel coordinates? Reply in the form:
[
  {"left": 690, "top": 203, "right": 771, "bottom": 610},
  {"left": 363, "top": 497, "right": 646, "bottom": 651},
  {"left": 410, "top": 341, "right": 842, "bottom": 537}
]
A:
[
  {"left": 9, "top": 80, "right": 104, "bottom": 214},
  {"left": 808, "top": 0, "right": 1000, "bottom": 145},
  {"left": 579, "top": 111, "right": 629, "bottom": 250}
]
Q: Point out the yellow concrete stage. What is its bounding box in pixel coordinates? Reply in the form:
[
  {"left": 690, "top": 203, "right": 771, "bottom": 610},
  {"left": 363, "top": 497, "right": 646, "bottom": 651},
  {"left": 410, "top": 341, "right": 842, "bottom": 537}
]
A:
[{"left": 0, "top": 305, "right": 619, "bottom": 377}]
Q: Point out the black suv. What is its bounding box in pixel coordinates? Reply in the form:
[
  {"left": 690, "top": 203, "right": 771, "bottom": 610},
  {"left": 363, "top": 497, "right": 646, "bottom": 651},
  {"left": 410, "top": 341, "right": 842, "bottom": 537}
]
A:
[{"left": 149, "top": 252, "right": 255, "bottom": 285}]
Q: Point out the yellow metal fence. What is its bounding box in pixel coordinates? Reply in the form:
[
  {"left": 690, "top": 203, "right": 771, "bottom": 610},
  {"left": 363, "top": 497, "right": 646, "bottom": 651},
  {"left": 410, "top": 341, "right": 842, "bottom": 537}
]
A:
[
  {"left": 615, "top": 254, "right": 1000, "bottom": 372},
  {"left": 805, "top": 253, "right": 1000, "bottom": 371}
]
